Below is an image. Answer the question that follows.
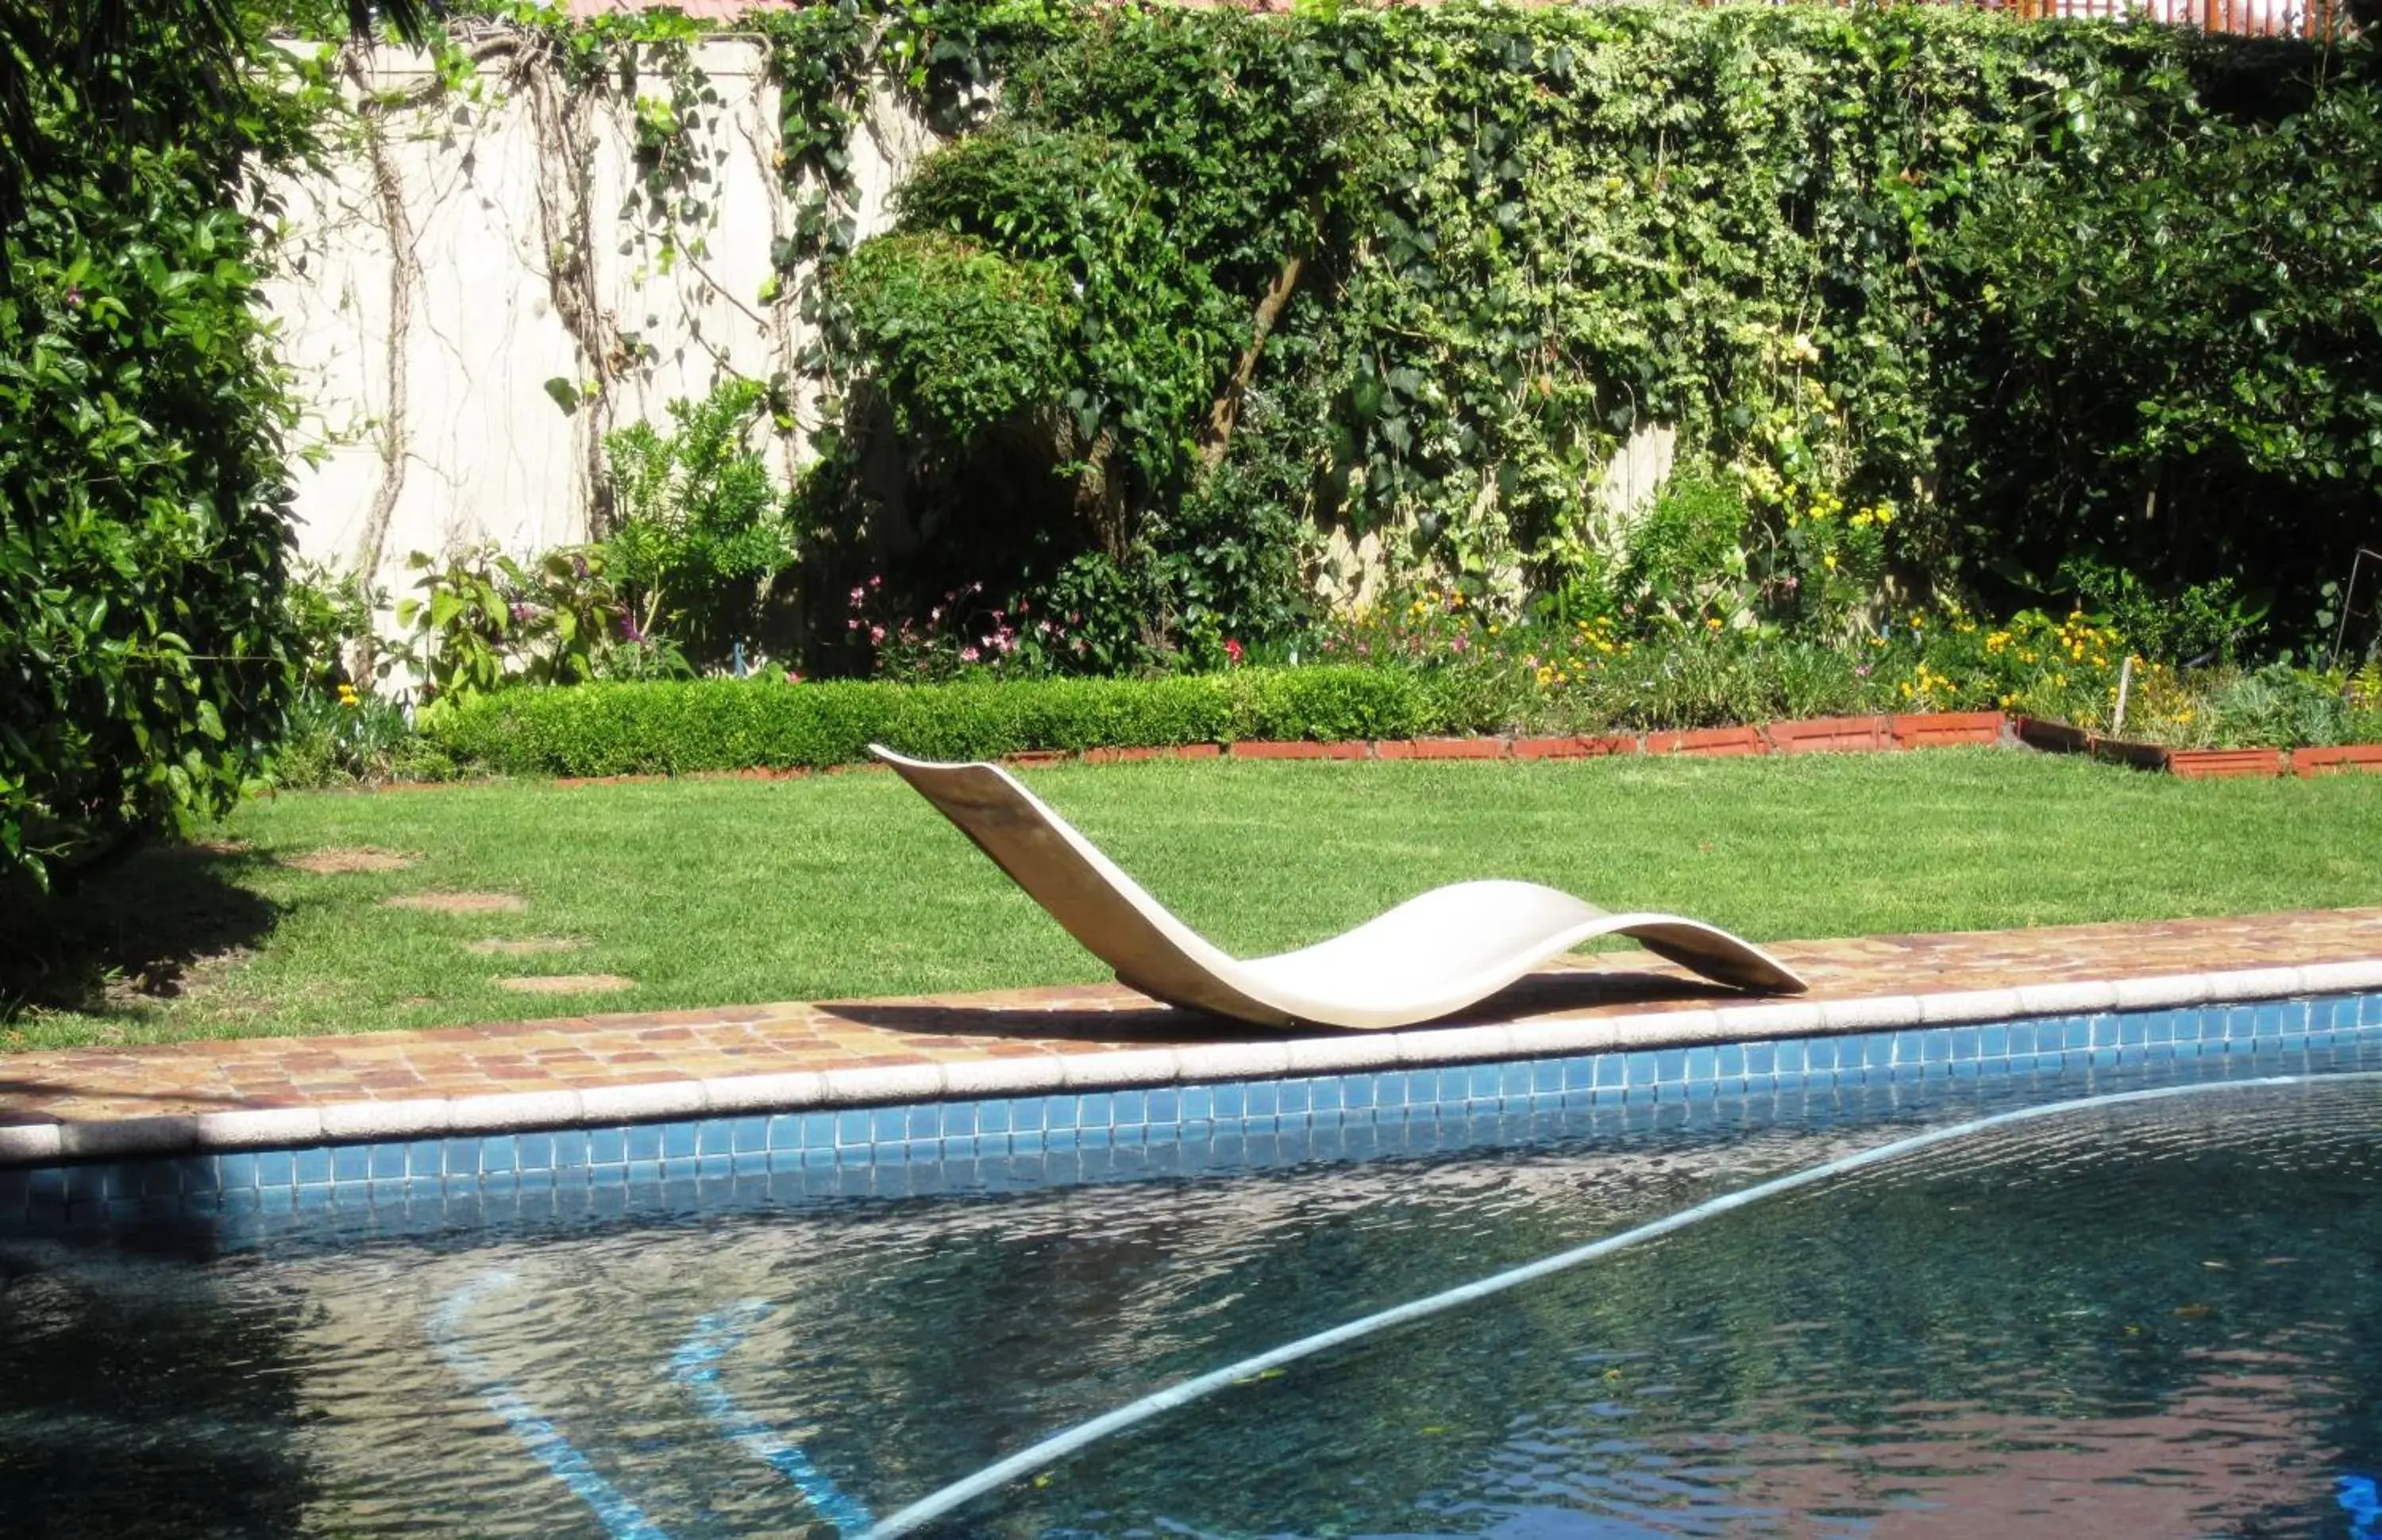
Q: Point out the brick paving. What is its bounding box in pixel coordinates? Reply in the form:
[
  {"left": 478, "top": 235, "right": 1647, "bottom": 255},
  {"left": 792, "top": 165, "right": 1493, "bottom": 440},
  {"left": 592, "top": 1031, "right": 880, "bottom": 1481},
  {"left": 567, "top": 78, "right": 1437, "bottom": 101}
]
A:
[{"left": 2, "top": 909, "right": 2379, "bottom": 1133}]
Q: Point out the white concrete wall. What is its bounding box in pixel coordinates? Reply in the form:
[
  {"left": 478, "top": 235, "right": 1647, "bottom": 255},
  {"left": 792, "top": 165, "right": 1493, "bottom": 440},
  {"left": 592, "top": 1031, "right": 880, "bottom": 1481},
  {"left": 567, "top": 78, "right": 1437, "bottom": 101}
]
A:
[{"left": 260, "top": 38, "right": 936, "bottom": 621}]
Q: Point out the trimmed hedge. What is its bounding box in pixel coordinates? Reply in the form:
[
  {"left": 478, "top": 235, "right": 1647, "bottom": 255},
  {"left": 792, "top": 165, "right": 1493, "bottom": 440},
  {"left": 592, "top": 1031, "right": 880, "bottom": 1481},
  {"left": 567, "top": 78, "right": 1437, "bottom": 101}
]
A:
[{"left": 432, "top": 668, "right": 1467, "bottom": 777}]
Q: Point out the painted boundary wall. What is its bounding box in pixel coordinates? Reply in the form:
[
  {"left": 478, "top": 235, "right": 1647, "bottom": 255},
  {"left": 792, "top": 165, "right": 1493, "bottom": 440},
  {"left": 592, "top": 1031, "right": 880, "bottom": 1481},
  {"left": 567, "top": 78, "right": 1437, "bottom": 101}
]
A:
[{"left": 261, "top": 39, "right": 935, "bottom": 629}]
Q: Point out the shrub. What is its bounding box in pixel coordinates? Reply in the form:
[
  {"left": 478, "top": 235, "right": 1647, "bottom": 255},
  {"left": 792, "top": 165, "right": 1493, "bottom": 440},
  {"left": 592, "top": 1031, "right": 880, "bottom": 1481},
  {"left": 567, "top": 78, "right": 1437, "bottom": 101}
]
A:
[
  {"left": 600, "top": 379, "right": 801, "bottom": 662},
  {"left": 391, "top": 544, "right": 626, "bottom": 721},
  {"left": 430, "top": 666, "right": 1458, "bottom": 777},
  {"left": 2, "top": 148, "right": 303, "bottom": 887},
  {"left": 830, "top": 231, "right": 1077, "bottom": 447}
]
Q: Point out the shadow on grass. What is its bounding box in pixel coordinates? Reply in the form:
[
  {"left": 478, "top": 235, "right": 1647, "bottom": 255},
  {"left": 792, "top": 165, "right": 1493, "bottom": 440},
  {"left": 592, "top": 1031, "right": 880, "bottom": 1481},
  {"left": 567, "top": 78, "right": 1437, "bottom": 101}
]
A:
[
  {"left": 0, "top": 841, "right": 281, "bottom": 1027},
  {"left": 823, "top": 968, "right": 1735, "bottom": 1043}
]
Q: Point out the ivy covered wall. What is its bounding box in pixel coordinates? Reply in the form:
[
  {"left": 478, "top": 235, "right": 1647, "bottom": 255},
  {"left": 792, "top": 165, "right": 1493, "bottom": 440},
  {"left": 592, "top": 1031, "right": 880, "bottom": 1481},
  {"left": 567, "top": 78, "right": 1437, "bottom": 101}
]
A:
[
  {"left": 812, "top": 2, "right": 2382, "bottom": 664},
  {"left": 267, "top": 1, "right": 2382, "bottom": 677}
]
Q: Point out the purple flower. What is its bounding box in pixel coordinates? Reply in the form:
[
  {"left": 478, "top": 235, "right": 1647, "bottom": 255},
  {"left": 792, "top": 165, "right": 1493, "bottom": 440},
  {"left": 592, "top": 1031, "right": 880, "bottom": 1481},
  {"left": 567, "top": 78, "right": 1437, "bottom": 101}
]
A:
[
  {"left": 619, "top": 614, "right": 646, "bottom": 643},
  {"left": 62, "top": 286, "right": 82, "bottom": 310}
]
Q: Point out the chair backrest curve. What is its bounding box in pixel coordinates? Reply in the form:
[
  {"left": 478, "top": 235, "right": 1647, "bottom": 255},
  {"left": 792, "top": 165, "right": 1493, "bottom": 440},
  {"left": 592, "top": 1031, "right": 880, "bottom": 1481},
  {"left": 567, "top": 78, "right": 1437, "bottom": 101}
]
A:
[{"left": 868, "top": 747, "right": 1297, "bottom": 1025}]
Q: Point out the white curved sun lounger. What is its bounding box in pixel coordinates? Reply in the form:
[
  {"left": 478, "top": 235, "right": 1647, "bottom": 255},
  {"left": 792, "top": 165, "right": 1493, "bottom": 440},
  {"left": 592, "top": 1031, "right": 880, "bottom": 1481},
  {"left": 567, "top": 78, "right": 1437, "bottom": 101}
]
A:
[{"left": 872, "top": 745, "right": 1808, "bottom": 1030}]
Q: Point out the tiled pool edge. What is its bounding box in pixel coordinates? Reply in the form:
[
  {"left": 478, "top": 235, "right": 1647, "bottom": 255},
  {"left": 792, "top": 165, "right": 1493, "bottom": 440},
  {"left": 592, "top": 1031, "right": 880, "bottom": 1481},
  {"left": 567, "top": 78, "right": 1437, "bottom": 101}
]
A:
[
  {"left": 3, "top": 958, "right": 2379, "bottom": 1169},
  {"left": 6, "top": 989, "right": 2382, "bottom": 1234}
]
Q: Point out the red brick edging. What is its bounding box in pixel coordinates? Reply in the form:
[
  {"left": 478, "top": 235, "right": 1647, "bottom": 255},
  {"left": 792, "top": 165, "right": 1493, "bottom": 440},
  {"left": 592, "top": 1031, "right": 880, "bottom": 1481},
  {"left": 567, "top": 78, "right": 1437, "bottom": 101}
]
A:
[{"left": 2016, "top": 718, "right": 2382, "bottom": 781}]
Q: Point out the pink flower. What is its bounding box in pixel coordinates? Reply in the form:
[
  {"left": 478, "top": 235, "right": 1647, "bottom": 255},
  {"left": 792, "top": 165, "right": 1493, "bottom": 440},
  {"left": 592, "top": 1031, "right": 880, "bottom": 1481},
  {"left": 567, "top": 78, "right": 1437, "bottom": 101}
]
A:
[
  {"left": 1223, "top": 637, "right": 1244, "bottom": 665},
  {"left": 961, "top": 645, "right": 981, "bottom": 664},
  {"left": 868, "top": 576, "right": 882, "bottom": 590},
  {"left": 849, "top": 586, "right": 865, "bottom": 604},
  {"left": 1450, "top": 635, "right": 1469, "bottom": 654},
  {"left": 869, "top": 624, "right": 887, "bottom": 645},
  {"left": 846, "top": 617, "right": 860, "bottom": 631},
  {"left": 784, "top": 670, "right": 804, "bottom": 683}
]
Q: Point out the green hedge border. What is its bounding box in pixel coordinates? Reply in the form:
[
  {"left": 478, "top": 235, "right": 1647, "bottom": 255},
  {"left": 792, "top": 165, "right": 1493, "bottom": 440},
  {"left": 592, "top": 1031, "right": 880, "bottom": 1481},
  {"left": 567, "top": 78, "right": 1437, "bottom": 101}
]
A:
[{"left": 433, "top": 668, "right": 1466, "bottom": 777}]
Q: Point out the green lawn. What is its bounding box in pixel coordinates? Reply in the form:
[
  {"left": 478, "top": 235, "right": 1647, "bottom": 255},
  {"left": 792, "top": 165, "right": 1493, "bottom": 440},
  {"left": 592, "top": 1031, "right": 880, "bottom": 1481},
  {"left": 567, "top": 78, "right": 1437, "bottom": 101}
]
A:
[{"left": 6, "top": 749, "right": 2380, "bottom": 1051}]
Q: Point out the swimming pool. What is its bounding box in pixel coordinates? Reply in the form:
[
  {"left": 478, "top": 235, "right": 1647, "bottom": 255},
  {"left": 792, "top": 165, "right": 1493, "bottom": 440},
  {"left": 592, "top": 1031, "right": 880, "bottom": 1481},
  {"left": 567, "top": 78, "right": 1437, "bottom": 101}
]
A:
[{"left": 4, "top": 997, "right": 2382, "bottom": 1538}]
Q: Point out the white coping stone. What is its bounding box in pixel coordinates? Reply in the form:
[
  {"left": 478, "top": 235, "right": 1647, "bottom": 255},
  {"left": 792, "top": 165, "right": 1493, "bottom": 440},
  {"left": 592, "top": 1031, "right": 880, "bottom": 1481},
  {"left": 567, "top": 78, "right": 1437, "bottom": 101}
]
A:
[
  {"left": 2302, "top": 960, "right": 2382, "bottom": 993},
  {"left": 319, "top": 1098, "right": 453, "bottom": 1142},
  {"left": 2112, "top": 974, "right": 2210, "bottom": 1011},
  {"left": 1397, "top": 1024, "right": 1513, "bottom": 1065},
  {"left": 1060, "top": 1049, "right": 1180, "bottom": 1088},
  {"left": 1709, "top": 1001, "right": 1829, "bottom": 1038},
  {"left": 578, "top": 1080, "right": 706, "bottom": 1123},
  {"left": 2209, "top": 966, "right": 2306, "bottom": 1002},
  {"left": 941, "top": 1054, "right": 1075, "bottom": 1097},
  {"left": 1506, "top": 1018, "right": 1626, "bottom": 1057},
  {"left": 701, "top": 1072, "right": 829, "bottom": 1114},
  {"left": 819, "top": 1063, "right": 946, "bottom": 1105},
  {"left": 1171, "top": 1041, "right": 1293, "bottom": 1081},
  {"left": 1821, "top": 995, "right": 1929, "bottom": 1032},
  {"left": 1285, "top": 1034, "right": 1402, "bottom": 1072},
  {"left": 0, "top": 1123, "right": 63, "bottom": 1164},
  {"left": 59, "top": 1115, "right": 199, "bottom": 1160},
  {"left": 1916, "top": 989, "right": 2021, "bottom": 1026},
  {"left": 195, "top": 1107, "right": 328, "bottom": 1149},
  {"left": 445, "top": 1089, "right": 584, "bottom": 1133},
  {"left": 2014, "top": 980, "right": 2121, "bottom": 1016},
  {"left": 1632, "top": 1008, "right": 1727, "bottom": 1044}
]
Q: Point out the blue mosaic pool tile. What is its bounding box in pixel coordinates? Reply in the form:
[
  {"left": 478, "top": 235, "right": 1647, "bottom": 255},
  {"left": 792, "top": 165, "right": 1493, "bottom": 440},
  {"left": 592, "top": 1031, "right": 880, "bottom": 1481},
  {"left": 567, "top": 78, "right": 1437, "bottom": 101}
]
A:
[{"left": 8, "top": 988, "right": 2382, "bottom": 1241}]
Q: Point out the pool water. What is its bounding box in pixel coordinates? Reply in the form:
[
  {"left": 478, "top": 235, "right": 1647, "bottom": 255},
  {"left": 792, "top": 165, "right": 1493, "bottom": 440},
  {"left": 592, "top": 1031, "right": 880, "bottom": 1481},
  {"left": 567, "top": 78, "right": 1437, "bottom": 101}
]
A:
[{"left": 6, "top": 1070, "right": 2382, "bottom": 1538}]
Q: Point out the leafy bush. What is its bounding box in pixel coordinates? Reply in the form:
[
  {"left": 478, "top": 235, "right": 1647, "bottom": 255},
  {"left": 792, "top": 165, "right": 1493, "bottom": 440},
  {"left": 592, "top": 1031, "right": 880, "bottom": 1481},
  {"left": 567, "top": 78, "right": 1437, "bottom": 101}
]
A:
[
  {"left": 2201, "top": 665, "right": 2355, "bottom": 749},
  {"left": 830, "top": 231, "right": 1077, "bottom": 448},
  {"left": 600, "top": 379, "right": 800, "bottom": 661},
  {"left": 391, "top": 544, "right": 625, "bottom": 719},
  {"left": 2, "top": 104, "right": 310, "bottom": 886}
]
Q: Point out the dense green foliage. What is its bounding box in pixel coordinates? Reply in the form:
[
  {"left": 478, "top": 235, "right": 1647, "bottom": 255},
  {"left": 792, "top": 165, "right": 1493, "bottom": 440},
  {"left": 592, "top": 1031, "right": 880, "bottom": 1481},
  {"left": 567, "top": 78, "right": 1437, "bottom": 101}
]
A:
[
  {"left": 0, "top": 9, "right": 334, "bottom": 888},
  {"left": 599, "top": 379, "right": 801, "bottom": 664},
  {"left": 812, "top": 4, "right": 2382, "bottom": 666}
]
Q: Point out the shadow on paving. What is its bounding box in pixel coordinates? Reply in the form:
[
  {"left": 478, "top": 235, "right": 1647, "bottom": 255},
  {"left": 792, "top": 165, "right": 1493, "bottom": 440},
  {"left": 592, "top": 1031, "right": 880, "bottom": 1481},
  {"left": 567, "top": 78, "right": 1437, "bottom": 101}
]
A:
[
  {"left": 0, "top": 841, "right": 281, "bottom": 1027},
  {"left": 822, "top": 968, "right": 1734, "bottom": 1043}
]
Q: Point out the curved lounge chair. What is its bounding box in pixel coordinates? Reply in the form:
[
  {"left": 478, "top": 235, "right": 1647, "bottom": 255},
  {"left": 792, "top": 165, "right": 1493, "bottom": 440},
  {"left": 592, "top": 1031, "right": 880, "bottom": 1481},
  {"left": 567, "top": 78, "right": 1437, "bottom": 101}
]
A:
[{"left": 872, "top": 746, "right": 1808, "bottom": 1030}]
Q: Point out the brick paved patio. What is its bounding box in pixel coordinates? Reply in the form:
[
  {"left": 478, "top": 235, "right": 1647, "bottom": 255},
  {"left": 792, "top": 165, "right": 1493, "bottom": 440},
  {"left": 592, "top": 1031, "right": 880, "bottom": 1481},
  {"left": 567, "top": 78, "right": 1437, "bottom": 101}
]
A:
[{"left": 4, "top": 909, "right": 2379, "bottom": 1142}]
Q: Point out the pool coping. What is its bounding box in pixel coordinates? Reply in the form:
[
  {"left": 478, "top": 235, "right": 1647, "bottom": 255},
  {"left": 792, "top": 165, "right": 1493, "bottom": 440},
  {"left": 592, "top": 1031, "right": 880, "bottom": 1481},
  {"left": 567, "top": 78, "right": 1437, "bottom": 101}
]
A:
[{"left": 7, "top": 956, "right": 2380, "bottom": 1168}]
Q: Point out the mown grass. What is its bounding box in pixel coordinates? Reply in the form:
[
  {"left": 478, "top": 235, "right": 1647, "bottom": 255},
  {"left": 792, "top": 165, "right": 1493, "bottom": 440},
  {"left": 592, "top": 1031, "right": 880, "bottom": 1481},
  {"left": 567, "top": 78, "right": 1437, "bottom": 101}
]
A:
[{"left": 5, "top": 749, "right": 2379, "bottom": 1051}]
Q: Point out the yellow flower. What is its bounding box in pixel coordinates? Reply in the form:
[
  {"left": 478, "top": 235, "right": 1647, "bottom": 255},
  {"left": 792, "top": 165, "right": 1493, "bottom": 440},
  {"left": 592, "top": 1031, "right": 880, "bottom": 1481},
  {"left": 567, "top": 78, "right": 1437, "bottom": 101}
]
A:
[
  {"left": 1705, "top": 617, "right": 1723, "bottom": 631},
  {"left": 1823, "top": 552, "right": 1839, "bottom": 572}
]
